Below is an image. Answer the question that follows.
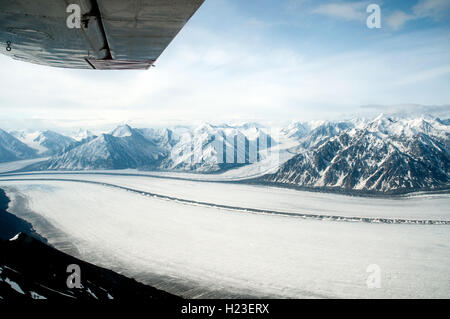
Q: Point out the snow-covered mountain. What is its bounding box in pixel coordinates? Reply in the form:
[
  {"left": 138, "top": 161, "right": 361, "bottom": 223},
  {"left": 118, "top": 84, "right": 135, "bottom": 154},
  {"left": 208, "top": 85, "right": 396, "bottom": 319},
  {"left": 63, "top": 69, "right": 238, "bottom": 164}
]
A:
[
  {"left": 0, "top": 129, "right": 37, "bottom": 163},
  {"left": 37, "top": 125, "right": 167, "bottom": 170},
  {"left": 161, "top": 123, "right": 274, "bottom": 172},
  {"left": 262, "top": 115, "right": 450, "bottom": 194},
  {"left": 10, "top": 130, "right": 77, "bottom": 156},
  {"left": 70, "top": 129, "right": 94, "bottom": 142},
  {"left": 136, "top": 127, "right": 179, "bottom": 149}
]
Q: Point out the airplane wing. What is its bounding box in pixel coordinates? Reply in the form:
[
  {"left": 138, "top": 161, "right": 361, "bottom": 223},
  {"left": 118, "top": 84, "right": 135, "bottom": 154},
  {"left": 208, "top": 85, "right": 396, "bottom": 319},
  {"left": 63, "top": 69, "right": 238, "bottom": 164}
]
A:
[{"left": 0, "top": 0, "right": 204, "bottom": 70}]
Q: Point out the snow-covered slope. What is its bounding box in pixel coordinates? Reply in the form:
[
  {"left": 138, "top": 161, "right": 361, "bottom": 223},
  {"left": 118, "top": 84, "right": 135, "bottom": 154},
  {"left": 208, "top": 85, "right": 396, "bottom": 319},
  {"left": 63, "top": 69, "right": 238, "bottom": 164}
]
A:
[
  {"left": 262, "top": 115, "right": 450, "bottom": 194},
  {"left": 0, "top": 158, "right": 48, "bottom": 174},
  {"left": 0, "top": 129, "right": 37, "bottom": 163},
  {"left": 10, "top": 130, "right": 77, "bottom": 156}
]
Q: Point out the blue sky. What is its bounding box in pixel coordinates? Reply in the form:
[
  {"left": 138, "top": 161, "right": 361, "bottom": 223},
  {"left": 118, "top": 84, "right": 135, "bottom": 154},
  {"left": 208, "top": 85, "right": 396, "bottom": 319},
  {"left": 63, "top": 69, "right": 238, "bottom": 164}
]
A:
[{"left": 0, "top": 0, "right": 449, "bottom": 132}]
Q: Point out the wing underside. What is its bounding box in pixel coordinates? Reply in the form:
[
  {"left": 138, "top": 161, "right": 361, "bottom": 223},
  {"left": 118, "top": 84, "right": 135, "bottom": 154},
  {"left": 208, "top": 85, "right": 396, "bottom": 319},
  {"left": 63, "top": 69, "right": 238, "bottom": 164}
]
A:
[{"left": 0, "top": 0, "right": 204, "bottom": 70}]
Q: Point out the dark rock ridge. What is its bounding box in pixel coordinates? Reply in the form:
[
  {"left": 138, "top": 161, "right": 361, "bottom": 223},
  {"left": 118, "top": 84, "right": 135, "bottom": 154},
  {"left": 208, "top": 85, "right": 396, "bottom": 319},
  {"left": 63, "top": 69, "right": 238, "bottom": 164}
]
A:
[
  {"left": 0, "top": 188, "right": 46, "bottom": 242},
  {"left": 0, "top": 232, "right": 181, "bottom": 300}
]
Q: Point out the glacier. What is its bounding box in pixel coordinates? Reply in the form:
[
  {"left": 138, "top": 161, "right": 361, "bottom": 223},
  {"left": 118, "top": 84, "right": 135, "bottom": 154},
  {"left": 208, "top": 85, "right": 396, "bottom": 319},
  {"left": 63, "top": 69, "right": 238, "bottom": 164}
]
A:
[{"left": 0, "top": 176, "right": 449, "bottom": 298}]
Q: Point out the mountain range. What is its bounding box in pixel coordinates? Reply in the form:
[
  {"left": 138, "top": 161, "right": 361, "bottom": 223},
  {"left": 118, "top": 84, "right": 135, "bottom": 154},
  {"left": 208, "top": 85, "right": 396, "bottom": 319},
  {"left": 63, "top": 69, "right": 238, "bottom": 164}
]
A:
[{"left": 0, "top": 114, "right": 448, "bottom": 194}]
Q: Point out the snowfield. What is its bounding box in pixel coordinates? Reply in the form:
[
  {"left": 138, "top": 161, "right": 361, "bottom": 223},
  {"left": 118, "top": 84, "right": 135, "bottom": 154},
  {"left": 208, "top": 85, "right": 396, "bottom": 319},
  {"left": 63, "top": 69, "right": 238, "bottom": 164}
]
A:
[{"left": 0, "top": 178, "right": 449, "bottom": 298}]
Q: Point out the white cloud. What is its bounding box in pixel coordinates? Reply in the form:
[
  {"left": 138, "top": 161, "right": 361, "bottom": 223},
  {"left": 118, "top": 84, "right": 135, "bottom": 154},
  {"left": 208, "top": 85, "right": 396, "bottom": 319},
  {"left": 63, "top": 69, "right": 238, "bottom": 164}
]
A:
[
  {"left": 386, "top": 11, "right": 415, "bottom": 30},
  {"left": 385, "top": 0, "right": 450, "bottom": 31},
  {"left": 359, "top": 103, "right": 450, "bottom": 118},
  {"left": 413, "top": 0, "right": 450, "bottom": 20},
  {"left": 392, "top": 65, "right": 450, "bottom": 86},
  {"left": 312, "top": 1, "right": 368, "bottom": 21}
]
